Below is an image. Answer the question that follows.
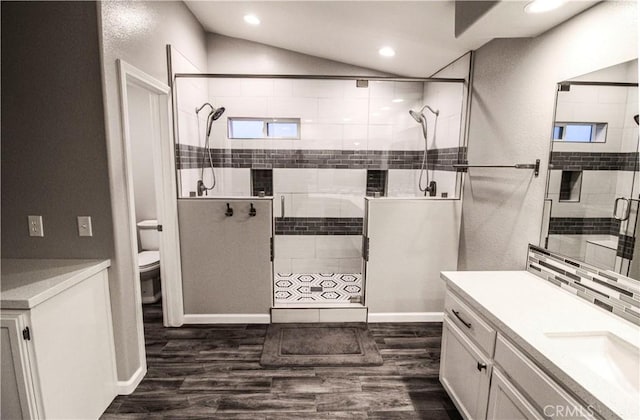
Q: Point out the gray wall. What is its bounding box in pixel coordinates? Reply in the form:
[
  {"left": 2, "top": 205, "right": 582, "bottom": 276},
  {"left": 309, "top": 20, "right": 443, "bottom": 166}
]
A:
[
  {"left": 99, "top": 0, "right": 207, "bottom": 381},
  {"left": 1, "top": 1, "right": 113, "bottom": 259},
  {"left": 458, "top": 1, "right": 638, "bottom": 270}
]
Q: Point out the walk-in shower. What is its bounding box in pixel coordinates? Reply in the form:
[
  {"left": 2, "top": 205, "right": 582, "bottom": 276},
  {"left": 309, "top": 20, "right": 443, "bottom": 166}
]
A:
[
  {"left": 174, "top": 75, "right": 467, "bottom": 312},
  {"left": 410, "top": 104, "right": 439, "bottom": 196},
  {"left": 195, "top": 103, "right": 225, "bottom": 196}
]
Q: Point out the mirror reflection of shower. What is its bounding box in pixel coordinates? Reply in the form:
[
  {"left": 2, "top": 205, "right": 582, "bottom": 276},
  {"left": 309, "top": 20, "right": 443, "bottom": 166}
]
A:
[
  {"left": 195, "top": 103, "right": 226, "bottom": 196},
  {"left": 409, "top": 105, "right": 439, "bottom": 196}
]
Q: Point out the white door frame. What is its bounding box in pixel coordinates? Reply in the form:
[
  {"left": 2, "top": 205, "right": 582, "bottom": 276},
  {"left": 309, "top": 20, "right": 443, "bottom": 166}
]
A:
[{"left": 116, "top": 59, "right": 184, "bottom": 331}]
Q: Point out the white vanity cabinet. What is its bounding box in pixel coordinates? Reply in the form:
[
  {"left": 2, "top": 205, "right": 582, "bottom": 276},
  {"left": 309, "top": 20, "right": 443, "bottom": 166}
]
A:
[
  {"left": 440, "top": 287, "right": 594, "bottom": 420},
  {"left": 1, "top": 259, "right": 117, "bottom": 419}
]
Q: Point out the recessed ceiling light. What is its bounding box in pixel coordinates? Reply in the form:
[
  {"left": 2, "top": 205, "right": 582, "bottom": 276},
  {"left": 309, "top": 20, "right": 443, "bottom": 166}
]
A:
[
  {"left": 524, "top": 0, "right": 565, "bottom": 14},
  {"left": 244, "top": 14, "right": 260, "bottom": 25},
  {"left": 392, "top": 98, "right": 404, "bottom": 103},
  {"left": 378, "top": 46, "right": 395, "bottom": 57}
]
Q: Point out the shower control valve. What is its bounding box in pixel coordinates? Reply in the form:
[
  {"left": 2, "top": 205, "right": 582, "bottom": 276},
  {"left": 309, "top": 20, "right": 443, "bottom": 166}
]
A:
[
  {"left": 249, "top": 203, "right": 257, "bottom": 217},
  {"left": 225, "top": 203, "right": 233, "bottom": 217}
]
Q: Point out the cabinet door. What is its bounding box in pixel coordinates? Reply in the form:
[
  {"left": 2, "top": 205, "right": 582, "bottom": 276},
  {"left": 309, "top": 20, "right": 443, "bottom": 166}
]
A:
[
  {"left": 0, "top": 312, "right": 40, "bottom": 419},
  {"left": 440, "top": 316, "right": 492, "bottom": 420},
  {"left": 488, "top": 368, "right": 543, "bottom": 420}
]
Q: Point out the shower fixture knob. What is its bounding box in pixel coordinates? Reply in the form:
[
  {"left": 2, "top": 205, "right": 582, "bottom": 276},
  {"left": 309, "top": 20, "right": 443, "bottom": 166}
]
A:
[
  {"left": 249, "top": 203, "right": 257, "bottom": 217},
  {"left": 225, "top": 203, "right": 233, "bottom": 217}
]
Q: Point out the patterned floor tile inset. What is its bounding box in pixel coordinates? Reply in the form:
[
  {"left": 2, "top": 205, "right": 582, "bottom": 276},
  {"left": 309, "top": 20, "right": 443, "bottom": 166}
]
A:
[{"left": 274, "top": 273, "right": 363, "bottom": 304}]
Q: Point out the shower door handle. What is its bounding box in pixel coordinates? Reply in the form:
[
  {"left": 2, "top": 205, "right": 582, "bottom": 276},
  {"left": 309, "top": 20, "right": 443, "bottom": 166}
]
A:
[
  {"left": 614, "top": 197, "right": 640, "bottom": 222},
  {"left": 614, "top": 197, "right": 630, "bottom": 221},
  {"left": 280, "top": 195, "right": 286, "bottom": 218}
]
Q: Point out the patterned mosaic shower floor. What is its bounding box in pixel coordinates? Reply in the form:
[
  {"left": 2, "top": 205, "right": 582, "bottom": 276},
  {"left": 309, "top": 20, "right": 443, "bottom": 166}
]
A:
[{"left": 274, "top": 273, "right": 363, "bottom": 305}]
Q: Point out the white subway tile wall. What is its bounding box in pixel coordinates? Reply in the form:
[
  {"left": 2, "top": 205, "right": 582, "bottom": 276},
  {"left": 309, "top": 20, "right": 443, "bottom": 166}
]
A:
[{"left": 177, "top": 77, "right": 465, "bottom": 199}]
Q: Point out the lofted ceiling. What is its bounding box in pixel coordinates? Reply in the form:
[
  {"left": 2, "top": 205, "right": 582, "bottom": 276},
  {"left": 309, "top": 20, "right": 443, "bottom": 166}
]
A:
[{"left": 185, "top": 1, "right": 598, "bottom": 77}]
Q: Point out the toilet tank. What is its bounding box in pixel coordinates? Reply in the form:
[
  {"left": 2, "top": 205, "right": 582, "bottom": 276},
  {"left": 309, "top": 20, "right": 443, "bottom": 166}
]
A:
[{"left": 137, "top": 220, "right": 159, "bottom": 250}]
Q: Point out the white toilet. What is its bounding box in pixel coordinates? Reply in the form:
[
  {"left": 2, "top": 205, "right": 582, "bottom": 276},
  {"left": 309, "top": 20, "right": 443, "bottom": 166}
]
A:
[{"left": 137, "top": 219, "right": 161, "bottom": 304}]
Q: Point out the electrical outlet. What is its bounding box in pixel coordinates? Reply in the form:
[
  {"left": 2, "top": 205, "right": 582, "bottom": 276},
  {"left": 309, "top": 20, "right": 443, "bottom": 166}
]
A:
[
  {"left": 77, "top": 216, "right": 93, "bottom": 237},
  {"left": 28, "top": 215, "right": 44, "bottom": 237}
]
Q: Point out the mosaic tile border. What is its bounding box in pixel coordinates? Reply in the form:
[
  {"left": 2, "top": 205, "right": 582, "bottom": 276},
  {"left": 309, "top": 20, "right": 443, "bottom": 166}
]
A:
[
  {"left": 527, "top": 244, "right": 640, "bottom": 326},
  {"left": 176, "top": 145, "right": 467, "bottom": 171},
  {"left": 274, "top": 273, "right": 363, "bottom": 304},
  {"left": 275, "top": 217, "right": 363, "bottom": 236},
  {"left": 617, "top": 234, "right": 636, "bottom": 260},
  {"left": 550, "top": 152, "right": 639, "bottom": 171},
  {"left": 548, "top": 217, "right": 620, "bottom": 235}
]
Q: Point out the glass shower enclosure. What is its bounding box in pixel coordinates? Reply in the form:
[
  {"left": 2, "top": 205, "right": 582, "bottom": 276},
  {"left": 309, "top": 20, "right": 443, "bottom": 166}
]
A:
[{"left": 173, "top": 75, "right": 466, "bottom": 310}]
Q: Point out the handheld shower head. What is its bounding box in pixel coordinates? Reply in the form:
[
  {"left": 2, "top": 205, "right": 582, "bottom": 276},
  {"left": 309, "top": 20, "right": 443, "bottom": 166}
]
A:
[
  {"left": 409, "top": 105, "right": 439, "bottom": 119},
  {"left": 211, "top": 107, "right": 226, "bottom": 121},
  {"left": 206, "top": 107, "right": 226, "bottom": 136},
  {"left": 409, "top": 110, "right": 423, "bottom": 123}
]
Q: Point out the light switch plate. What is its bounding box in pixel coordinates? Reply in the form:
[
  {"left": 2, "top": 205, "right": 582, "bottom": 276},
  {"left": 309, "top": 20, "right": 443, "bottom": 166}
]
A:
[
  {"left": 28, "top": 215, "right": 44, "bottom": 237},
  {"left": 77, "top": 216, "right": 93, "bottom": 237}
]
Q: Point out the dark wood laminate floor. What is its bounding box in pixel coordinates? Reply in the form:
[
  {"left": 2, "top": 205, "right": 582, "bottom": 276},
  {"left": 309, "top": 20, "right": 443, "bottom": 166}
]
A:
[{"left": 102, "top": 303, "right": 462, "bottom": 420}]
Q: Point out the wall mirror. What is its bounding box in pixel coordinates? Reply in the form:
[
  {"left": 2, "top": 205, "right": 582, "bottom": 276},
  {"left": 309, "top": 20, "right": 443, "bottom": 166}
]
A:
[{"left": 541, "top": 59, "right": 639, "bottom": 279}]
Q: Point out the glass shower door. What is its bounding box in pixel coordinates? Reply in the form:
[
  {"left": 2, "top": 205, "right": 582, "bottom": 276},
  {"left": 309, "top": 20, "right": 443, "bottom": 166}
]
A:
[{"left": 272, "top": 169, "right": 366, "bottom": 307}]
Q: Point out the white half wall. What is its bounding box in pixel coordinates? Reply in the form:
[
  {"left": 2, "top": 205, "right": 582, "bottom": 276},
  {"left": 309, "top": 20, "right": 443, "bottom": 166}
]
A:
[{"left": 365, "top": 198, "right": 462, "bottom": 315}]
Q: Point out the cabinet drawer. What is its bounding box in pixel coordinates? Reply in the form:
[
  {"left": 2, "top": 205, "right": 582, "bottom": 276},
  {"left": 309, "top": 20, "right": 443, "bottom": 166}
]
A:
[
  {"left": 444, "top": 290, "right": 496, "bottom": 356},
  {"left": 494, "top": 334, "right": 594, "bottom": 419}
]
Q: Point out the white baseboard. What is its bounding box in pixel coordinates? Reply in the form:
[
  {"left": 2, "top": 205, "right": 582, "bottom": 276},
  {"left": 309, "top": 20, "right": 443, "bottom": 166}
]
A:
[
  {"left": 183, "top": 314, "right": 271, "bottom": 324},
  {"left": 117, "top": 364, "right": 146, "bottom": 395},
  {"left": 368, "top": 312, "right": 443, "bottom": 323}
]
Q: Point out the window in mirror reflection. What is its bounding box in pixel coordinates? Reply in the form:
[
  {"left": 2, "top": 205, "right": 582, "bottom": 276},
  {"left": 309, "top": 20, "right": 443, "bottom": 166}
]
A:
[{"left": 553, "top": 122, "right": 607, "bottom": 142}]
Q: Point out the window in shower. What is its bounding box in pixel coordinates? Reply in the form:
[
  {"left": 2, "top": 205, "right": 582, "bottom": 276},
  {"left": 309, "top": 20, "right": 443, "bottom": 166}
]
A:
[
  {"left": 228, "top": 117, "right": 301, "bottom": 139},
  {"left": 553, "top": 122, "right": 607, "bottom": 142}
]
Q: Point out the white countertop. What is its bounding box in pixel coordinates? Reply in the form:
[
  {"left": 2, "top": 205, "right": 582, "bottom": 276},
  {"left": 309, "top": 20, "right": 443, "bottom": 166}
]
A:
[
  {"left": 441, "top": 270, "right": 640, "bottom": 420},
  {"left": 1, "top": 259, "right": 111, "bottom": 309}
]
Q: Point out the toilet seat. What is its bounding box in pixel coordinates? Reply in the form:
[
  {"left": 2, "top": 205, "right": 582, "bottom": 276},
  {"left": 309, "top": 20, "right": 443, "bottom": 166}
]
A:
[{"left": 138, "top": 250, "right": 160, "bottom": 273}]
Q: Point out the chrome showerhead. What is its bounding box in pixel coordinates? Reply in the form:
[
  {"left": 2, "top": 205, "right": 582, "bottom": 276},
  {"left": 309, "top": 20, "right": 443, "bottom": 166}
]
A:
[
  {"left": 211, "top": 107, "right": 226, "bottom": 121},
  {"left": 206, "top": 107, "right": 226, "bottom": 136},
  {"left": 409, "top": 105, "right": 440, "bottom": 120},
  {"left": 409, "top": 109, "right": 423, "bottom": 123}
]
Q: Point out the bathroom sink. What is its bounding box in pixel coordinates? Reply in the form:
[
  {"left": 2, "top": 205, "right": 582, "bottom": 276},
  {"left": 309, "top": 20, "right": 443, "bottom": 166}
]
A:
[{"left": 544, "top": 331, "right": 640, "bottom": 395}]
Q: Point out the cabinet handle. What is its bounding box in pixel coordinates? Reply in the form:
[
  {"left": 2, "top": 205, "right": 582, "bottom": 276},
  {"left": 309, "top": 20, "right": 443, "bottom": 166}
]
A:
[
  {"left": 477, "top": 361, "right": 487, "bottom": 372},
  {"left": 451, "top": 309, "right": 472, "bottom": 329}
]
